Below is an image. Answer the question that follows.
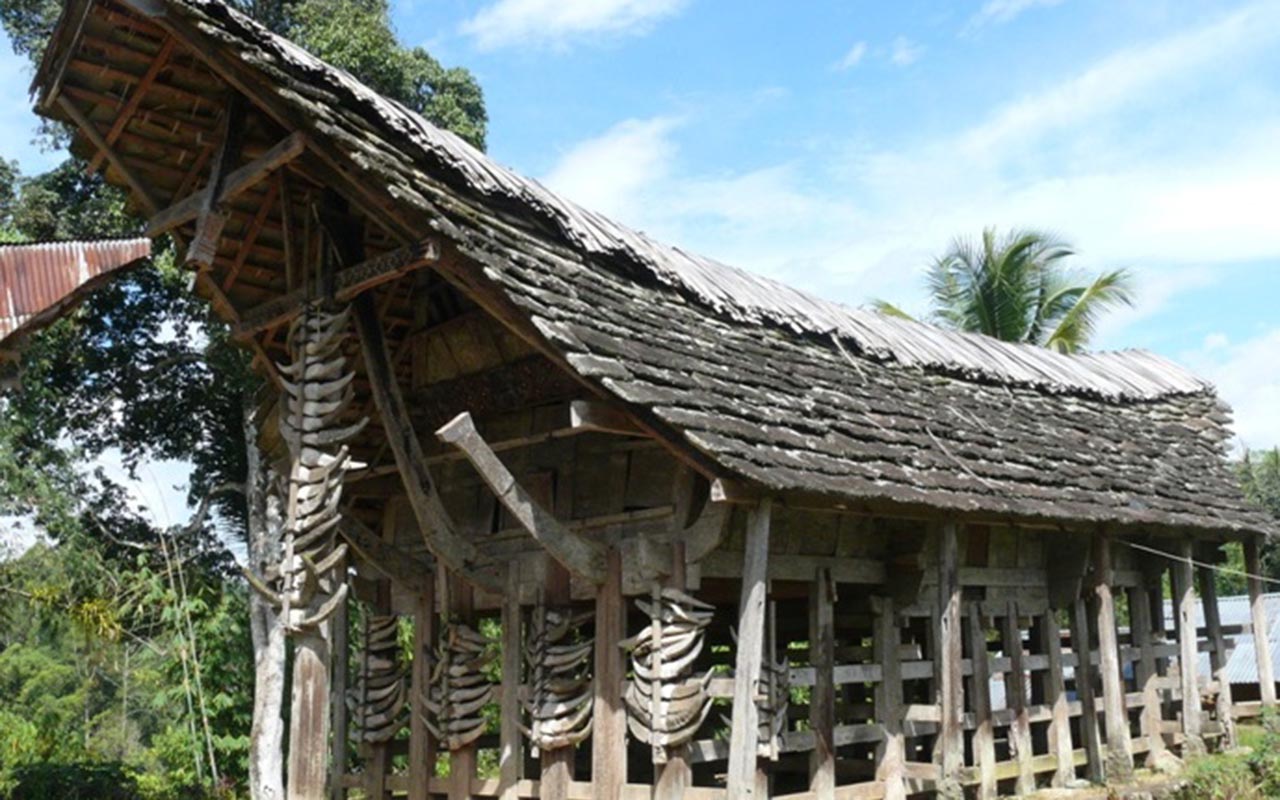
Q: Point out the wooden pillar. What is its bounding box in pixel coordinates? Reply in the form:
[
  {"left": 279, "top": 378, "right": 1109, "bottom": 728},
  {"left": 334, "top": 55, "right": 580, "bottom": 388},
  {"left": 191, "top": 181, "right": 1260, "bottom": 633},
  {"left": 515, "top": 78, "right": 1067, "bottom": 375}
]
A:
[
  {"left": 809, "top": 568, "right": 836, "bottom": 800},
  {"left": 1001, "top": 601, "right": 1036, "bottom": 795},
  {"left": 1173, "top": 540, "right": 1204, "bottom": 756},
  {"left": 1093, "top": 535, "right": 1133, "bottom": 782},
  {"left": 449, "top": 574, "right": 477, "bottom": 800},
  {"left": 1198, "top": 564, "right": 1236, "bottom": 748},
  {"left": 542, "top": 559, "right": 574, "bottom": 800},
  {"left": 727, "top": 497, "right": 772, "bottom": 799},
  {"left": 1070, "top": 596, "right": 1104, "bottom": 783},
  {"left": 288, "top": 630, "right": 332, "bottom": 800},
  {"left": 875, "top": 596, "right": 907, "bottom": 800},
  {"left": 409, "top": 571, "right": 436, "bottom": 800},
  {"left": 499, "top": 569, "right": 521, "bottom": 800},
  {"left": 1245, "top": 537, "right": 1277, "bottom": 708},
  {"left": 1037, "top": 611, "right": 1074, "bottom": 787},
  {"left": 654, "top": 544, "right": 693, "bottom": 799},
  {"left": 330, "top": 559, "right": 349, "bottom": 800},
  {"left": 592, "top": 549, "right": 626, "bottom": 800},
  {"left": 936, "top": 523, "right": 963, "bottom": 800},
  {"left": 966, "top": 604, "right": 996, "bottom": 800},
  {"left": 1127, "top": 585, "right": 1166, "bottom": 766}
]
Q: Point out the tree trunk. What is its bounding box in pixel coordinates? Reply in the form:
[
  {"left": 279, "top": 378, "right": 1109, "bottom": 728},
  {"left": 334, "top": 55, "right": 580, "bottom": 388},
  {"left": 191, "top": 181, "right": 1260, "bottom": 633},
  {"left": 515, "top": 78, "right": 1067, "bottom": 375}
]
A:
[{"left": 246, "top": 404, "right": 286, "bottom": 800}]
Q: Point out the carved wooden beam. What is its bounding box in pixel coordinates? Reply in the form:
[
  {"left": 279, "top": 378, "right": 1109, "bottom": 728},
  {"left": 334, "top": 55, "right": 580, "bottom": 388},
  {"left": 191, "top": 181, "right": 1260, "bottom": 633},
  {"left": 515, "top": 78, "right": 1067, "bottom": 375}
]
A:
[
  {"left": 233, "top": 238, "right": 440, "bottom": 339},
  {"left": 569, "top": 399, "right": 645, "bottom": 436},
  {"left": 145, "top": 130, "right": 306, "bottom": 238},
  {"left": 338, "top": 516, "right": 432, "bottom": 594},
  {"left": 87, "top": 36, "right": 176, "bottom": 175},
  {"left": 437, "top": 411, "right": 608, "bottom": 584},
  {"left": 186, "top": 94, "right": 246, "bottom": 269},
  {"left": 352, "top": 293, "right": 500, "bottom": 591}
]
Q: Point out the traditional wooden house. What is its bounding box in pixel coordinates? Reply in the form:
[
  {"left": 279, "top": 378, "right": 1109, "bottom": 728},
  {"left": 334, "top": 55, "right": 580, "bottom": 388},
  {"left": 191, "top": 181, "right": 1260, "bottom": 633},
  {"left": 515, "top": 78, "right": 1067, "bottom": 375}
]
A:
[{"left": 30, "top": 1, "right": 1277, "bottom": 797}]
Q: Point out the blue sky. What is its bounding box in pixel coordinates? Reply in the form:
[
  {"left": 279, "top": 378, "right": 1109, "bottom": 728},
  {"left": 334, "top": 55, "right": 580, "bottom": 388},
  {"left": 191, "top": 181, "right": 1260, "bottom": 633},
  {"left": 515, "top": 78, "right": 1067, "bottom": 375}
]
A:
[{"left": 2, "top": 0, "right": 1278, "bottom": 461}]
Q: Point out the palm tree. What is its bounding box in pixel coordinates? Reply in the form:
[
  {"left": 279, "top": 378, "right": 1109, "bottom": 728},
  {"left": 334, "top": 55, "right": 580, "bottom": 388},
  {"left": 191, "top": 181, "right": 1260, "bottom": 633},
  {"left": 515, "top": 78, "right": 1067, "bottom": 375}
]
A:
[{"left": 874, "top": 228, "right": 1135, "bottom": 353}]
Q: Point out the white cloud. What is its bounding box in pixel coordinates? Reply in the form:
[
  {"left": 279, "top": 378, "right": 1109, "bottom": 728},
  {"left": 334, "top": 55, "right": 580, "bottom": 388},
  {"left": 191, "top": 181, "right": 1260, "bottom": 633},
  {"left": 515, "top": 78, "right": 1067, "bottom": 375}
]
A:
[
  {"left": 834, "top": 41, "right": 867, "bottom": 70},
  {"left": 541, "top": 117, "right": 681, "bottom": 220},
  {"left": 1182, "top": 329, "right": 1280, "bottom": 450},
  {"left": 966, "top": 0, "right": 1065, "bottom": 31},
  {"left": 889, "top": 36, "right": 924, "bottom": 66},
  {"left": 460, "top": 0, "right": 688, "bottom": 51}
]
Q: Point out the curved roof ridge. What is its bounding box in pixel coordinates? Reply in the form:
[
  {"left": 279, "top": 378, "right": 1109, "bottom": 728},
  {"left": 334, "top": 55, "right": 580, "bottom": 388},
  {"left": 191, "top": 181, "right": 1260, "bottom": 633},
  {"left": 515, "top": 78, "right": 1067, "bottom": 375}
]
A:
[{"left": 191, "top": 0, "right": 1211, "bottom": 402}]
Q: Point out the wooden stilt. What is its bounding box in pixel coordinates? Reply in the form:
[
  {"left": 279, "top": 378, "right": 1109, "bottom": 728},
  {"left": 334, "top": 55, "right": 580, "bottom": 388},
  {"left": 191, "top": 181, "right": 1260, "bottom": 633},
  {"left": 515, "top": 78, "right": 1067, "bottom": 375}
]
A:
[
  {"left": 542, "top": 559, "right": 574, "bottom": 800},
  {"left": 875, "top": 596, "right": 907, "bottom": 800},
  {"left": 409, "top": 573, "right": 435, "bottom": 800},
  {"left": 654, "top": 544, "right": 693, "bottom": 800},
  {"left": 1198, "top": 564, "right": 1236, "bottom": 748},
  {"left": 936, "top": 523, "right": 963, "bottom": 800},
  {"left": 1093, "top": 535, "right": 1134, "bottom": 782},
  {"left": 1127, "top": 586, "right": 1166, "bottom": 766},
  {"left": 329, "top": 559, "right": 349, "bottom": 800},
  {"left": 499, "top": 569, "right": 521, "bottom": 800},
  {"left": 809, "top": 567, "right": 836, "bottom": 800},
  {"left": 1002, "top": 601, "right": 1036, "bottom": 794},
  {"left": 1071, "top": 596, "right": 1104, "bottom": 783},
  {"left": 1037, "top": 611, "right": 1074, "bottom": 787},
  {"left": 727, "top": 498, "right": 773, "bottom": 799},
  {"left": 1245, "top": 537, "right": 1277, "bottom": 709},
  {"left": 449, "top": 574, "right": 477, "bottom": 800},
  {"left": 1173, "top": 540, "right": 1204, "bottom": 756},
  {"left": 288, "top": 630, "right": 332, "bottom": 800},
  {"left": 592, "top": 549, "right": 626, "bottom": 800},
  {"left": 967, "top": 605, "right": 996, "bottom": 800}
]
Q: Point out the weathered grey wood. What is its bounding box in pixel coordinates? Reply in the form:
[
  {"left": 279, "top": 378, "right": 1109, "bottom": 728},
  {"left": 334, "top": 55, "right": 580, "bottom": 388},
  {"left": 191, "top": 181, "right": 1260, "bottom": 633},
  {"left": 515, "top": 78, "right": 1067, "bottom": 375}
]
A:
[
  {"left": 541, "top": 558, "right": 573, "bottom": 800},
  {"left": 437, "top": 412, "right": 606, "bottom": 583},
  {"left": 499, "top": 569, "right": 521, "bottom": 800},
  {"left": 1198, "top": 564, "right": 1236, "bottom": 748},
  {"left": 448, "top": 574, "right": 477, "bottom": 800},
  {"left": 967, "top": 604, "right": 996, "bottom": 799},
  {"left": 1127, "top": 586, "right": 1166, "bottom": 767},
  {"left": 1001, "top": 601, "right": 1036, "bottom": 794},
  {"left": 56, "top": 95, "right": 161, "bottom": 215},
  {"left": 409, "top": 577, "right": 434, "bottom": 800},
  {"left": 339, "top": 515, "right": 432, "bottom": 594},
  {"left": 936, "top": 523, "right": 963, "bottom": 800},
  {"left": 568, "top": 399, "right": 646, "bottom": 437},
  {"left": 1036, "top": 611, "right": 1074, "bottom": 787},
  {"left": 187, "top": 93, "right": 245, "bottom": 269},
  {"left": 145, "top": 131, "right": 306, "bottom": 237},
  {"left": 329, "top": 556, "right": 349, "bottom": 800},
  {"left": 809, "top": 567, "right": 836, "bottom": 800},
  {"left": 875, "top": 596, "right": 907, "bottom": 800},
  {"left": 362, "top": 584, "right": 391, "bottom": 800},
  {"left": 352, "top": 294, "right": 499, "bottom": 590},
  {"left": 1245, "top": 537, "right": 1277, "bottom": 708},
  {"left": 1173, "top": 540, "right": 1204, "bottom": 756},
  {"left": 592, "top": 549, "right": 626, "bottom": 800},
  {"left": 727, "top": 497, "right": 773, "bottom": 799},
  {"left": 1093, "top": 535, "right": 1133, "bottom": 782},
  {"left": 234, "top": 238, "right": 441, "bottom": 338},
  {"left": 1070, "top": 596, "right": 1104, "bottom": 783},
  {"left": 1046, "top": 536, "right": 1091, "bottom": 609},
  {"left": 288, "top": 629, "right": 331, "bottom": 800}
]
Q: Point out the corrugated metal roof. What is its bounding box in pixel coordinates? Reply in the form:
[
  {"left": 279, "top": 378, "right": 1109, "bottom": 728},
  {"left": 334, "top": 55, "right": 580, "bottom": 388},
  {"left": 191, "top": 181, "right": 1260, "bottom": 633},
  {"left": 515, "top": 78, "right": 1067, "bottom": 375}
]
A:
[
  {"left": 0, "top": 238, "right": 150, "bottom": 350},
  {"left": 1164, "top": 593, "right": 1280, "bottom": 685}
]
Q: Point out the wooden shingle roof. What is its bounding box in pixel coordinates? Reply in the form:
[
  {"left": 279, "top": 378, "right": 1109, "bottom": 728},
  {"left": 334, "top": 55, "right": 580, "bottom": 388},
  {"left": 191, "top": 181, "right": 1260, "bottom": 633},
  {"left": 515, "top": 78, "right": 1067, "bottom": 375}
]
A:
[{"left": 35, "top": 0, "right": 1272, "bottom": 534}]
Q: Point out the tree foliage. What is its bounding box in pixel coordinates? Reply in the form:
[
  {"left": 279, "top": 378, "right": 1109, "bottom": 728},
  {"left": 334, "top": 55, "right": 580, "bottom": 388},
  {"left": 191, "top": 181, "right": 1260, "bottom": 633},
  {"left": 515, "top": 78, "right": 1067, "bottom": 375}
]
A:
[{"left": 875, "top": 227, "right": 1135, "bottom": 353}]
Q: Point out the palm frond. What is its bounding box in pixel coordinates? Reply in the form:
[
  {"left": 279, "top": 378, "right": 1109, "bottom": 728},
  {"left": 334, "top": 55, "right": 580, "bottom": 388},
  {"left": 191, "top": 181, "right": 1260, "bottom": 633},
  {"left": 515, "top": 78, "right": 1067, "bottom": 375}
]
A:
[
  {"left": 1043, "top": 268, "right": 1135, "bottom": 353},
  {"left": 869, "top": 300, "right": 917, "bottom": 321}
]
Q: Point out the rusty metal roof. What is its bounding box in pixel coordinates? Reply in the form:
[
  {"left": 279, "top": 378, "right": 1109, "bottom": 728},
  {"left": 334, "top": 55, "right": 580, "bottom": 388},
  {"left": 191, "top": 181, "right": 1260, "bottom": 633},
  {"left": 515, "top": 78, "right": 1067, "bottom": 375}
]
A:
[{"left": 0, "top": 238, "right": 151, "bottom": 352}]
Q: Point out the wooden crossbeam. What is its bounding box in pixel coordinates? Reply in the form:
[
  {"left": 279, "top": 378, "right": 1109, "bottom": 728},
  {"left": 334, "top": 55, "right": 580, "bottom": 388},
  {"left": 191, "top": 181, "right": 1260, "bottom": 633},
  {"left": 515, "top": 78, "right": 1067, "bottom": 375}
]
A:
[
  {"left": 222, "top": 178, "right": 278, "bottom": 291},
  {"left": 187, "top": 94, "right": 246, "bottom": 269},
  {"left": 437, "top": 411, "right": 607, "bottom": 583},
  {"left": 56, "top": 96, "right": 159, "bottom": 214},
  {"left": 338, "top": 515, "right": 432, "bottom": 594},
  {"left": 146, "top": 130, "right": 306, "bottom": 238},
  {"left": 87, "top": 36, "right": 176, "bottom": 175},
  {"left": 233, "top": 238, "right": 440, "bottom": 339}
]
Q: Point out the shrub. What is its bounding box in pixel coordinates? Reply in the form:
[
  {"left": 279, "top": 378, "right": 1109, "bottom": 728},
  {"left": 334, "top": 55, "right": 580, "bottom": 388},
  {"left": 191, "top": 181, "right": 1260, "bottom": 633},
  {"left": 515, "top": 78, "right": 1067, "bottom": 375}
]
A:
[{"left": 6, "top": 762, "right": 139, "bottom": 800}]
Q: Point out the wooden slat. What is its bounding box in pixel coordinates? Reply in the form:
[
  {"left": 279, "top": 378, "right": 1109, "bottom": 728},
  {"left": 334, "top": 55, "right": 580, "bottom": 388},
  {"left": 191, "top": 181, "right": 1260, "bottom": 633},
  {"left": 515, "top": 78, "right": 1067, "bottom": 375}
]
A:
[
  {"left": 1037, "top": 610, "right": 1075, "bottom": 787},
  {"left": 57, "top": 95, "right": 160, "bottom": 214},
  {"left": 1199, "top": 564, "right": 1236, "bottom": 748},
  {"left": 1093, "top": 535, "right": 1133, "bottom": 781},
  {"left": 809, "top": 567, "right": 835, "bottom": 800},
  {"left": 967, "top": 605, "right": 996, "bottom": 799},
  {"left": 1128, "top": 585, "right": 1166, "bottom": 768},
  {"left": 223, "top": 179, "right": 278, "bottom": 291},
  {"left": 1001, "top": 600, "right": 1036, "bottom": 794},
  {"left": 87, "top": 36, "right": 176, "bottom": 174},
  {"left": 727, "top": 498, "right": 772, "bottom": 799},
  {"left": 592, "top": 550, "right": 626, "bottom": 800},
  {"left": 1173, "top": 540, "right": 1204, "bottom": 755},
  {"left": 1245, "top": 537, "right": 1277, "bottom": 708},
  {"left": 875, "top": 597, "right": 906, "bottom": 800},
  {"left": 935, "top": 523, "right": 963, "bottom": 799},
  {"left": 1071, "top": 596, "right": 1104, "bottom": 782}
]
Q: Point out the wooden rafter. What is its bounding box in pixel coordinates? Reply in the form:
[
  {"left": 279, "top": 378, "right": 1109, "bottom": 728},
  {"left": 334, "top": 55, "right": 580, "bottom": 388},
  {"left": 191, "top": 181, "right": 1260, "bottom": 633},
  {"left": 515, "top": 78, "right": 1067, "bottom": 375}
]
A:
[
  {"left": 86, "top": 35, "right": 176, "bottom": 175},
  {"left": 437, "top": 411, "right": 607, "bottom": 583},
  {"left": 188, "top": 93, "right": 244, "bottom": 269},
  {"left": 222, "top": 179, "right": 278, "bottom": 291},
  {"left": 338, "top": 515, "right": 432, "bottom": 594},
  {"left": 56, "top": 95, "right": 159, "bottom": 214},
  {"left": 146, "top": 130, "right": 305, "bottom": 238}
]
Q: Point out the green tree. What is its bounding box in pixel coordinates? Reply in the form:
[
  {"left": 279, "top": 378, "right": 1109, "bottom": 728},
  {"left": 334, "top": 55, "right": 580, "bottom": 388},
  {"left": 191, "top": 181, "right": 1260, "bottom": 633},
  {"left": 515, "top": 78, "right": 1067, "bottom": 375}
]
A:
[
  {"left": 1239, "top": 448, "right": 1280, "bottom": 579},
  {"left": 875, "top": 227, "right": 1135, "bottom": 353}
]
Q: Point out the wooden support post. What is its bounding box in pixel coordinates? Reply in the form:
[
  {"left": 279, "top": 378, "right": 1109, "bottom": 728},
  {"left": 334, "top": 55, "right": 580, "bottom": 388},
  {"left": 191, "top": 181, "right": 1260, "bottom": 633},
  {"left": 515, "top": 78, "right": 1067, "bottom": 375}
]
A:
[
  {"left": 288, "top": 629, "right": 332, "bottom": 800},
  {"left": 362, "top": 594, "right": 391, "bottom": 800},
  {"left": 1093, "top": 535, "right": 1134, "bottom": 782},
  {"left": 1127, "top": 586, "right": 1166, "bottom": 766},
  {"left": 1173, "top": 540, "right": 1204, "bottom": 756},
  {"left": 1001, "top": 601, "right": 1036, "bottom": 795},
  {"left": 329, "top": 561, "right": 349, "bottom": 800},
  {"left": 1071, "top": 597, "right": 1104, "bottom": 783},
  {"left": 1198, "top": 564, "right": 1236, "bottom": 748},
  {"left": 727, "top": 497, "right": 772, "bottom": 799},
  {"left": 499, "top": 569, "right": 521, "bottom": 800},
  {"left": 875, "top": 596, "right": 907, "bottom": 800},
  {"left": 592, "top": 549, "right": 626, "bottom": 800},
  {"left": 809, "top": 567, "right": 836, "bottom": 800},
  {"left": 1245, "top": 537, "right": 1277, "bottom": 709},
  {"left": 409, "top": 572, "right": 435, "bottom": 800},
  {"left": 1037, "top": 611, "right": 1075, "bottom": 787},
  {"left": 541, "top": 559, "right": 574, "bottom": 800},
  {"left": 449, "top": 575, "right": 477, "bottom": 800},
  {"left": 967, "top": 605, "right": 997, "bottom": 800},
  {"left": 936, "top": 523, "right": 963, "bottom": 800}
]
